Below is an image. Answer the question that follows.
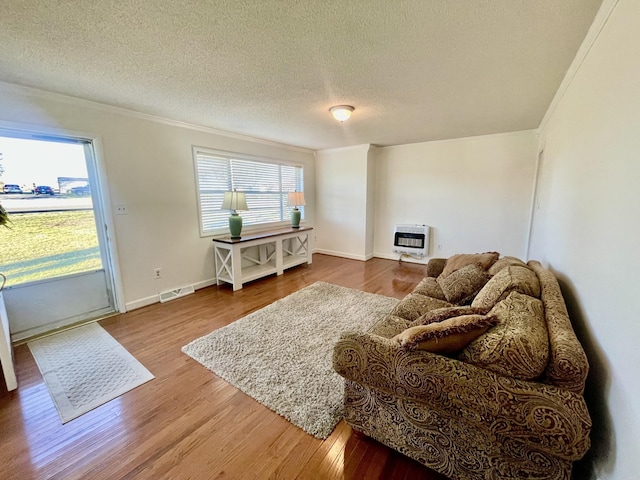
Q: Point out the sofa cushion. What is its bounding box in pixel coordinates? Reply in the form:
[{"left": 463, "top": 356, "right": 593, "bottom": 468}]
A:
[
  {"left": 394, "top": 314, "right": 499, "bottom": 353},
  {"left": 370, "top": 315, "right": 412, "bottom": 339},
  {"left": 426, "top": 258, "right": 446, "bottom": 278},
  {"left": 460, "top": 291, "right": 549, "bottom": 380},
  {"left": 412, "top": 277, "right": 447, "bottom": 300},
  {"left": 440, "top": 252, "right": 499, "bottom": 277},
  {"left": 472, "top": 265, "right": 541, "bottom": 310},
  {"left": 389, "top": 294, "right": 451, "bottom": 322},
  {"left": 409, "top": 305, "right": 492, "bottom": 327},
  {"left": 437, "top": 263, "right": 491, "bottom": 304},
  {"left": 488, "top": 256, "right": 529, "bottom": 276}
]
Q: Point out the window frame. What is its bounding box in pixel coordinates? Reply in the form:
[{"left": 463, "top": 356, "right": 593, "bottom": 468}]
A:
[{"left": 192, "top": 146, "right": 305, "bottom": 237}]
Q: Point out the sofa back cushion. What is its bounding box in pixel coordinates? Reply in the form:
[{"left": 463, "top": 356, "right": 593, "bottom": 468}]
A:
[
  {"left": 370, "top": 315, "right": 412, "bottom": 339},
  {"left": 389, "top": 293, "right": 452, "bottom": 322},
  {"left": 459, "top": 291, "right": 549, "bottom": 380},
  {"left": 440, "top": 252, "right": 499, "bottom": 277},
  {"left": 472, "top": 265, "right": 541, "bottom": 310},
  {"left": 426, "top": 257, "right": 447, "bottom": 278},
  {"left": 411, "top": 276, "right": 446, "bottom": 300},
  {"left": 488, "top": 256, "right": 529, "bottom": 276},
  {"left": 409, "top": 305, "right": 491, "bottom": 327}
]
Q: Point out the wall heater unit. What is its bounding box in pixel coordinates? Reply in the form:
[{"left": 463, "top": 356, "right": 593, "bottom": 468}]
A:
[{"left": 393, "top": 224, "right": 430, "bottom": 257}]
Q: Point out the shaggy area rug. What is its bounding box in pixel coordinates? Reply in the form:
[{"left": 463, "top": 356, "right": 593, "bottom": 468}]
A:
[
  {"left": 182, "top": 281, "right": 397, "bottom": 438},
  {"left": 28, "top": 323, "right": 154, "bottom": 423}
]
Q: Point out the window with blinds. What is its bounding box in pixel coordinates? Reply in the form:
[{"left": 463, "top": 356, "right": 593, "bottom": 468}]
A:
[{"left": 193, "top": 148, "right": 304, "bottom": 235}]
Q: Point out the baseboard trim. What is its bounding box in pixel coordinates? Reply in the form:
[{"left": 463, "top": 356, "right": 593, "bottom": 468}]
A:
[
  {"left": 193, "top": 278, "right": 218, "bottom": 291},
  {"left": 314, "top": 249, "right": 370, "bottom": 262},
  {"left": 125, "top": 295, "right": 159, "bottom": 312},
  {"left": 374, "top": 252, "right": 429, "bottom": 265}
]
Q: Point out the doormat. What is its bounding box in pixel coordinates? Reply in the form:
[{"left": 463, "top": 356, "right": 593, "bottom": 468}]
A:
[{"left": 28, "top": 322, "right": 154, "bottom": 423}]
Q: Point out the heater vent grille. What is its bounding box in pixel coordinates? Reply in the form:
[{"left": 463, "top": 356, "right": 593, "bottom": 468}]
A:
[
  {"left": 393, "top": 225, "right": 429, "bottom": 257},
  {"left": 159, "top": 285, "right": 195, "bottom": 303}
]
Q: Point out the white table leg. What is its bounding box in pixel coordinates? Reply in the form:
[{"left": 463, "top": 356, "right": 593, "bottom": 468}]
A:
[
  {"left": 231, "top": 245, "right": 243, "bottom": 290},
  {"left": 275, "top": 238, "right": 284, "bottom": 275}
]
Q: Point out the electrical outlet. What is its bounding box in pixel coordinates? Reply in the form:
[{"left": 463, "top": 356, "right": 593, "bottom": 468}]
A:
[
  {"left": 437, "top": 243, "right": 443, "bottom": 251},
  {"left": 115, "top": 204, "right": 129, "bottom": 215},
  {"left": 154, "top": 268, "right": 162, "bottom": 279}
]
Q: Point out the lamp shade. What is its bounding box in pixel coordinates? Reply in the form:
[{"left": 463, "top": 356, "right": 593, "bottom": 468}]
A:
[
  {"left": 287, "top": 191, "right": 306, "bottom": 207},
  {"left": 221, "top": 191, "right": 248, "bottom": 211}
]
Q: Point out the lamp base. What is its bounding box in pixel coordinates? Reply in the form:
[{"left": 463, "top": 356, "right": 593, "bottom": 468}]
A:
[
  {"left": 229, "top": 212, "right": 243, "bottom": 238},
  {"left": 291, "top": 208, "right": 301, "bottom": 228}
]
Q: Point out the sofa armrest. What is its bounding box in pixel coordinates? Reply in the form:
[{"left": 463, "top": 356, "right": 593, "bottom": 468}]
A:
[
  {"left": 426, "top": 258, "right": 446, "bottom": 277},
  {"left": 333, "top": 331, "right": 591, "bottom": 460}
]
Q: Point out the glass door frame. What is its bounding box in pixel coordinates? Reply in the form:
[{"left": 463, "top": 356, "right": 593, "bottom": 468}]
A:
[{"left": 0, "top": 121, "right": 126, "bottom": 314}]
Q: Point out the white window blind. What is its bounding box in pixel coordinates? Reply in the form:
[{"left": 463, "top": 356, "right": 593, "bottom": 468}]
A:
[{"left": 194, "top": 149, "right": 304, "bottom": 235}]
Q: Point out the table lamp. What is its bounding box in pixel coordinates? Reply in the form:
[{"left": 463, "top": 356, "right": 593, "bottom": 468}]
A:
[
  {"left": 221, "top": 190, "right": 248, "bottom": 238},
  {"left": 287, "top": 191, "right": 306, "bottom": 228}
]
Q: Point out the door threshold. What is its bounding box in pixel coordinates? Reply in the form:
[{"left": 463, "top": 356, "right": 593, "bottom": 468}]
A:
[{"left": 13, "top": 311, "right": 119, "bottom": 346}]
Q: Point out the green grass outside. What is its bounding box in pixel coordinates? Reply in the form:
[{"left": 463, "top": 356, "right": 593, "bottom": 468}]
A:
[{"left": 0, "top": 210, "right": 102, "bottom": 287}]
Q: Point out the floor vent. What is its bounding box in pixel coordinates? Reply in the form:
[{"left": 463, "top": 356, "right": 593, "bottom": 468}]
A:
[{"left": 159, "top": 285, "right": 195, "bottom": 303}]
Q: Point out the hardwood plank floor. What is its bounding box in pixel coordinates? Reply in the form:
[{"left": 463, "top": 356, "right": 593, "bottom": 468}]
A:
[{"left": 0, "top": 254, "right": 449, "bottom": 480}]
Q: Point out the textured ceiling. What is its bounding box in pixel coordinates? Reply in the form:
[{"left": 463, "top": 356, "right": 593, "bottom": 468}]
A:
[{"left": 0, "top": 1, "right": 602, "bottom": 150}]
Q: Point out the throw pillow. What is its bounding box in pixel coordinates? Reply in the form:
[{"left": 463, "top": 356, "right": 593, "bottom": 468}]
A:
[
  {"left": 411, "top": 277, "right": 447, "bottom": 300},
  {"left": 389, "top": 294, "right": 452, "bottom": 322},
  {"left": 472, "top": 265, "right": 541, "bottom": 310},
  {"left": 440, "top": 252, "right": 499, "bottom": 277},
  {"left": 394, "top": 314, "right": 499, "bottom": 353},
  {"left": 437, "top": 263, "right": 491, "bottom": 304},
  {"left": 459, "top": 291, "right": 549, "bottom": 380},
  {"left": 409, "top": 305, "right": 492, "bottom": 327}
]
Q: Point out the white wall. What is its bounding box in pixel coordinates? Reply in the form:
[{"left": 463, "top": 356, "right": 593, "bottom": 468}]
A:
[
  {"left": 531, "top": 1, "right": 640, "bottom": 477},
  {"left": 315, "top": 145, "right": 374, "bottom": 260},
  {"left": 374, "top": 131, "right": 538, "bottom": 262},
  {"left": 0, "top": 83, "right": 315, "bottom": 310}
]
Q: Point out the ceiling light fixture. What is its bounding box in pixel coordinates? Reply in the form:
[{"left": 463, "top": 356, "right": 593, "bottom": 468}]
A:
[{"left": 329, "top": 105, "right": 354, "bottom": 122}]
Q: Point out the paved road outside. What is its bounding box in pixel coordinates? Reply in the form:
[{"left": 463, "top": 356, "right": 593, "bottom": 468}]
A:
[{"left": 0, "top": 194, "right": 92, "bottom": 212}]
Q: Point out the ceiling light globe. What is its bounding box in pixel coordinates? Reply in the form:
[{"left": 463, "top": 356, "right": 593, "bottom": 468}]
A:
[{"left": 330, "top": 105, "right": 354, "bottom": 122}]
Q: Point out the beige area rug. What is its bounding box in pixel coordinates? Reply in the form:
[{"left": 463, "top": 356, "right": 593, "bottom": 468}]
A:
[
  {"left": 28, "top": 323, "right": 154, "bottom": 424},
  {"left": 182, "top": 281, "right": 398, "bottom": 439}
]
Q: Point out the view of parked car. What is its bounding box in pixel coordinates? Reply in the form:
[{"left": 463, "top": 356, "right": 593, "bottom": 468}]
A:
[
  {"left": 2, "top": 184, "right": 22, "bottom": 194},
  {"left": 35, "top": 185, "right": 55, "bottom": 195},
  {"left": 70, "top": 185, "right": 91, "bottom": 196}
]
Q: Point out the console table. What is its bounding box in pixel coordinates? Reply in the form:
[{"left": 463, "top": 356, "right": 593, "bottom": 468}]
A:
[{"left": 213, "top": 226, "right": 313, "bottom": 291}]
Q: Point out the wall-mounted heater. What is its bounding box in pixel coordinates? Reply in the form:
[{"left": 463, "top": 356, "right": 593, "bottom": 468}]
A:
[{"left": 393, "top": 224, "right": 430, "bottom": 257}]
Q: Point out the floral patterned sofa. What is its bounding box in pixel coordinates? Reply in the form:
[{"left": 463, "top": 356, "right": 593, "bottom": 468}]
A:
[{"left": 333, "top": 253, "right": 591, "bottom": 480}]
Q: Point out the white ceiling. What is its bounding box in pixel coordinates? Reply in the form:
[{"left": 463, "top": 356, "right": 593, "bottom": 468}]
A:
[{"left": 0, "top": 1, "right": 602, "bottom": 150}]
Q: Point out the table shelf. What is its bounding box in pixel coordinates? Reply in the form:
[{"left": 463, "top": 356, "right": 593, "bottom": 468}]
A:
[
  {"left": 283, "top": 253, "right": 308, "bottom": 269},
  {"left": 241, "top": 262, "right": 278, "bottom": 283}
]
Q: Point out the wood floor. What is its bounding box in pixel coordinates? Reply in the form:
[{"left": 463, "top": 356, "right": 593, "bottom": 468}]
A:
[{"left": 0, "top": 254, "right": 449, "bottom": 480}]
